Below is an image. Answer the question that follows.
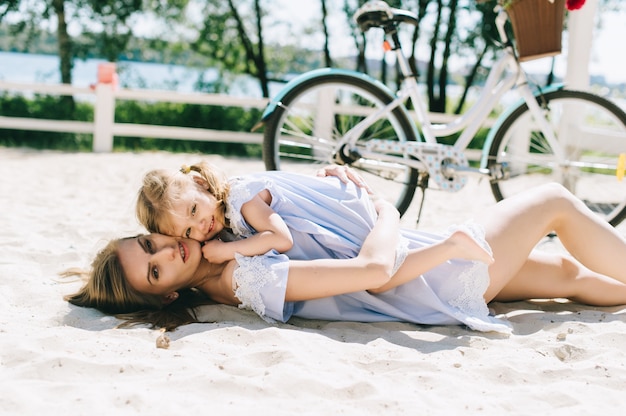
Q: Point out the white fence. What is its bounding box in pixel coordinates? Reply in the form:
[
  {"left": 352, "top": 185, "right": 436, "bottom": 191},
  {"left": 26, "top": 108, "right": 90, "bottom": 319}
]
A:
[
  {"left": 0, "top": 79, "right": 269, "bottom": 152},
  {"left": 0, "top": 76, "right": 491, "bottom": 157}
]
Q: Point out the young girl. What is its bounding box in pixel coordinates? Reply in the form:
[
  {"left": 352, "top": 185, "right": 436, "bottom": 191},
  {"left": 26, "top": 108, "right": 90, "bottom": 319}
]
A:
[{"left": 135, "top": 161, "right": 494, "bottom": 275}]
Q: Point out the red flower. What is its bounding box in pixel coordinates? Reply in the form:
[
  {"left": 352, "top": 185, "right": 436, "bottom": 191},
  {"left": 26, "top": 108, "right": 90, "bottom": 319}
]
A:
[{"left": 566, "top": 0, "right": 585, "bottom": 10}]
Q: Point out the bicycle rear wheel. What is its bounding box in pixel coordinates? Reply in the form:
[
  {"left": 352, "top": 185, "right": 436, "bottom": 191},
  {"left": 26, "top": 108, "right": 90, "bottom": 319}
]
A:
[
  {"left": 263, "top": 72, "right": 419, "bottom": 216},
  {"left": 488, "top": 89, "right": 626, "bottom": 226}
]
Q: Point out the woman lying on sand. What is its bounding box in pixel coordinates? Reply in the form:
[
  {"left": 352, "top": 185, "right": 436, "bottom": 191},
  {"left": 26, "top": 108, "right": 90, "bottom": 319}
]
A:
[{"left": 66, "top": 167, "right": 626, "bottom": 333}]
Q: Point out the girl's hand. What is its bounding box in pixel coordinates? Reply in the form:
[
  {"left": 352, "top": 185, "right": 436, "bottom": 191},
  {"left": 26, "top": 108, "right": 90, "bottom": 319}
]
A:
[
  {"left": 315, "top": 165, "right": 373, "bottom": 194},
  {"left": 202, "top": 238, "right": 234, "bottom": 264}
]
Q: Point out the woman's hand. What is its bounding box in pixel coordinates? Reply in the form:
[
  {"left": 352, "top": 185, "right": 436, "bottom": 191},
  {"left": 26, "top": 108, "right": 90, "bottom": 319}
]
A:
[{"left": 315, "top": 165, "right": 373, "bottom": 194}]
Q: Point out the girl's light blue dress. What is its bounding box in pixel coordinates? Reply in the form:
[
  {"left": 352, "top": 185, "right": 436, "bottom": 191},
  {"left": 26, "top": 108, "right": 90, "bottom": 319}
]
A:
[{"left": 226, "top": 171, "right": 510, "bottom": 333}]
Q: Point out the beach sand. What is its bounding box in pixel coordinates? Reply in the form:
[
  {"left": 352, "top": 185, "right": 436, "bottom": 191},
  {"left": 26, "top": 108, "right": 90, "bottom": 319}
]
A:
[{"left": 1, "top": 146, "right": 625, "bottom": 415}]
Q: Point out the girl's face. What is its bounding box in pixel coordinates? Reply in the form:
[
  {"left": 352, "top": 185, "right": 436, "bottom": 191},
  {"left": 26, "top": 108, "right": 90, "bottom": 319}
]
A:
[
  {"left": 168, "top": 183, "right": 225, "bottom": 242},
  {"left": 118, "top": 234, "right": 203, "bottom": 297}
]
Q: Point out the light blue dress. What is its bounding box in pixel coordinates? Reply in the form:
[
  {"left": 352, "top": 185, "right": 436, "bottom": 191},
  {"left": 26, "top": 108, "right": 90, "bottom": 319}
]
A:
[{"left": 225, "top": 171, "right": 510, "bottom": 333}]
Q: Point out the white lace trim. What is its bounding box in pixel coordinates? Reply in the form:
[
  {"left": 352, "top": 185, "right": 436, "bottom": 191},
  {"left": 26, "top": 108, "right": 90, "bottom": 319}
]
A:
[
  {"left": 449, "top": 261, "right": 491, "bottom": 318},
  {"left": 444, "top": 221, "right": 492, "bottom": 319},
  {"left": 225, "top": 179, "right": 254, "bottom": 238},
  {"left": 232, "top": 253, "right": 276, "bottom": 323},
  {"left": 392, "top": 236, "right": 410, "bottom": 276}
]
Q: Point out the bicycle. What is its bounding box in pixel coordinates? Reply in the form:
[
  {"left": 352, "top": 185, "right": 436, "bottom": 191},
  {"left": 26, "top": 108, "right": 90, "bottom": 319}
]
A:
[{"left": 258, "top": 0, "right": 626, "bottom": 226}]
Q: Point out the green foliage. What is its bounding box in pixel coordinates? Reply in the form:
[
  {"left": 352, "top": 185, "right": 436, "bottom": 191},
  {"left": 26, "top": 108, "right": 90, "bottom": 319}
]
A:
[
  {"left": 0, "top": 0, "right": 20, "bottom": 22},
  {"left": 113, "top": 99, "right": 262, "bottom": 156},
  {"left": 437, "top": 127, "right": 489, "bottom": 151},
  {"left": 0, "top": 93, "right": 93, "bottom": 150},
  {"left": 0, "top": 23, "right": 57, "bottom": 54},
  {"left": 0, "top": 93, "right": 262, "bottom": 156}
]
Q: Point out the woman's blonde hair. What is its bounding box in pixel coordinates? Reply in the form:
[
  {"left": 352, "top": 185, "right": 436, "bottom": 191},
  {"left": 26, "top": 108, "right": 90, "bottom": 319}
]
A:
[
  {"left": 64, "top": 237, "right": 212, "bottom": 331},
  {"left": 136, "top": 161, "right": 230, "bottom": 235}
]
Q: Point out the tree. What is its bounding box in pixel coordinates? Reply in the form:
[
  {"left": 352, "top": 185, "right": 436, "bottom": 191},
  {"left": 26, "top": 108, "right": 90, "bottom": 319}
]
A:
[
  {"left": 343, "top": 0, "right": 368, "bottom": 73},
  {"left": 51, "top": 0, "right": 71, "bottom": 85},
  {"left": 407, "top": 0, "right": 432, "bottom": 79},
  {"left": 320, "top": 0, "right": 332, "bottom": 67},
  {"left": 0, "top": 0, "right": 20, "bottom": 21},
  {"left": 229, "top": 0, "right": 269, "bottom": 97},
  {"left": 4, "top": 0, "right": 188, "bottom": 84},
  {"left": 343, "top": 0, "right": 460, "bottom": 112},
  {"left": 452, "top": 1, "right": 499, "bottom": 114},
  {"left": 423, "top": 0, "right": 459, "bottom": 113},
  {"left": 191, "top": 0, "right": 271, "bottom": 97}
]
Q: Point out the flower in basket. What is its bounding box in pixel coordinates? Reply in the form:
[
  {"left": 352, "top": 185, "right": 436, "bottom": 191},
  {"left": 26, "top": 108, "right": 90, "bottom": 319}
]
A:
[{"left": 566, "top": 0, "right": 585, "bottom": 10}]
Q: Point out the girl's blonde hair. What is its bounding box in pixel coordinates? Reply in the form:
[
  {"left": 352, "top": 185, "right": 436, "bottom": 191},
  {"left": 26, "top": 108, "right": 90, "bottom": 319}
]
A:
[
  {"left": 136, "top": 161, "right": 230, "bottom": 235},
  {"left": 63, "top": 237, "right": 212, "bottom": 331}
]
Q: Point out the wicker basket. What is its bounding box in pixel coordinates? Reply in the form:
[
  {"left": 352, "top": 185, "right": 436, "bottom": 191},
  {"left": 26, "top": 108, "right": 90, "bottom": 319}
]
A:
[{"left": 506, "top": 0, "right": 565, "bottom": 62}]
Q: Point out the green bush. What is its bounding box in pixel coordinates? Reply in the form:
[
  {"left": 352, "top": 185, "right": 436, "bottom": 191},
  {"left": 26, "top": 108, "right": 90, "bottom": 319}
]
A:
[
  {"left": 0, "top": 93, "right": 263, "bottom": 156},
  {"left": 0, "top": 93, "right": 93, "bottom": 150}
]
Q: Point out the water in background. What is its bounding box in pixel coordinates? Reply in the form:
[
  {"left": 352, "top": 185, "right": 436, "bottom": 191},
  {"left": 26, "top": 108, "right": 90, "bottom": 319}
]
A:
[
  {"left": 2, "top": 50, "right": 623, "bottom": 110},
  {"left": 0, "top": 51, "right": 276, "bottom": 97}
]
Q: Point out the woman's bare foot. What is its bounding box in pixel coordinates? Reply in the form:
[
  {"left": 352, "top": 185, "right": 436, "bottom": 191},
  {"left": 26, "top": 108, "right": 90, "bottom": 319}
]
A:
[{"left": 447, "top": 230, "right": 494, "bottom": 264}]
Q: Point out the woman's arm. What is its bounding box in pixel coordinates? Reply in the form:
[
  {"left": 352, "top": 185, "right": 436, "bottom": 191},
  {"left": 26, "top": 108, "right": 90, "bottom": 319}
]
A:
[{"left": 283, "top": 198, "right": 400, "bottom": 301}]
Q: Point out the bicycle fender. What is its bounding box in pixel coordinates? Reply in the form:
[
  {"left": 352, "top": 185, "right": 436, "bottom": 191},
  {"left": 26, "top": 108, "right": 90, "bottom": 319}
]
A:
[
  {"left": 479, "top": 83, "right": 565, "bottom": 168},
  {"left": 260, "top": 68, "right": 396, "bottom": 122}
]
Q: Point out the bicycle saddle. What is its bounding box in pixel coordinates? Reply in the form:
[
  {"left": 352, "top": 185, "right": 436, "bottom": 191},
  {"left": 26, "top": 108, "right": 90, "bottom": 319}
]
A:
[{"left": 354, "top": 1, "right": 419, "bottom": 32}]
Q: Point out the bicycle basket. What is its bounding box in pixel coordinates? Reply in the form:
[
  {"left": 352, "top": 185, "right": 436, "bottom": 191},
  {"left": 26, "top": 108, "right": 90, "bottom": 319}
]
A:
[{"left": 506, "top": 0, "right": 565, "bottom": 62}]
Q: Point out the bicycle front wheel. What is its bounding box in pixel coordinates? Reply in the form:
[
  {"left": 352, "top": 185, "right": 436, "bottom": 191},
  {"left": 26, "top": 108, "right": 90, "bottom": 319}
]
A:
[
  {"left": 488, "top": 89, "right": 626, "bottom": 226},
  {"left": 263, "top": 72, "right": 419, "bottom": 216}
]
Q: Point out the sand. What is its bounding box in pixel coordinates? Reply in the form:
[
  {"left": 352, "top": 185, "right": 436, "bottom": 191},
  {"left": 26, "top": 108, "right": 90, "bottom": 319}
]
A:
[{"left": 1, "top": 146, "right": 625, "bottom": 415}]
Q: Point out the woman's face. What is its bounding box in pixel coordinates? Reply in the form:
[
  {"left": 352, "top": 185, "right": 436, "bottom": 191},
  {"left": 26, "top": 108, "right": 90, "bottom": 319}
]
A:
[
  {"left": 117, "top": 234, "right": 203, "bottom": 296},
  {"left": 167, "top": 184, "right": 225, "bottom": 242}
]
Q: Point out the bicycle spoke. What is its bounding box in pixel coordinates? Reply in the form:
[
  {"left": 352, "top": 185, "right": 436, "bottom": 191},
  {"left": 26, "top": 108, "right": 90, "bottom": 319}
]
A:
[{"left": 489, "top": 90, "right": 626, "bottom": 225}]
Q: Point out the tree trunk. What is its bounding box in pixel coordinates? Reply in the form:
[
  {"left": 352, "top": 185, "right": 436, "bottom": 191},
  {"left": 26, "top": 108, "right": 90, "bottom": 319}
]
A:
[
  {"left": 253, "top": 0, "right": 269, "bottom": 97},
  {"left": 342, "top": 0, "right": 367, "bottom": 73},
  {"left": 434, "top": 0, "right": 458, "bottom": 113},
  {"left": 454, "top": 44, "right": 487, "bottom": 114},
  {"left": 546, "top": 57, "right": 556, "bottom": 86},
  {"left": 320, "top": 0, "right": 333, "bottom": 67},
  {"left": 52, "top": 0, "right": 72, "bottom": 85},
  {"left": 409, "top": 0, "right": 431, "bottom": 78},
  {"left": 51, "top": 0, "right": 74, "bottom": 111},
  {"left": 426, "top": 0, "right": 442, "bottom": 111},
  {"left": 226, "top": 0, "right": 269, "bottom": 97}
]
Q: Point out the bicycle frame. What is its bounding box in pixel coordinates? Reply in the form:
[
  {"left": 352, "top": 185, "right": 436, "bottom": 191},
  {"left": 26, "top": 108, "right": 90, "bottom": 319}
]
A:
[
  {"left": 395, "top": 48, "right": 521, "bottom": 149},
  {"left": 334, "top": 47, "right": 568, "bottom": 174},
  {"left": 367, "top": 4, "right": 564, "bottom": 162}
]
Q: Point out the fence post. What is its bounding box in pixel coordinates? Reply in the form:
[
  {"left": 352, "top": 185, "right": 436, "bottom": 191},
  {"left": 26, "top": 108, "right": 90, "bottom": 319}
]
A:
[
  {"left": 564, "top": 0, "right": 597, "bottom": 90},
  {"left": 92, "top": 63, "right": 117, "bottom": 152}
]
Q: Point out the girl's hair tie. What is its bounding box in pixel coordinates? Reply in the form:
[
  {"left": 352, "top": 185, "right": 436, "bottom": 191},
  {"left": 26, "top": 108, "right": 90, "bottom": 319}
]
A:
[{"left": 180, "top": 165, "right": 191, "bottom": 174}]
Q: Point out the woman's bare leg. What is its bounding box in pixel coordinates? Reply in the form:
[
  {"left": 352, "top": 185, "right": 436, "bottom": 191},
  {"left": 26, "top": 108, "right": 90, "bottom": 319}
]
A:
[
  {"left": 478, "top": 183, "right": 626, "bottom": 302},
  {"left": 494, "top": 251, "right": 626, "bottom": 306}
]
